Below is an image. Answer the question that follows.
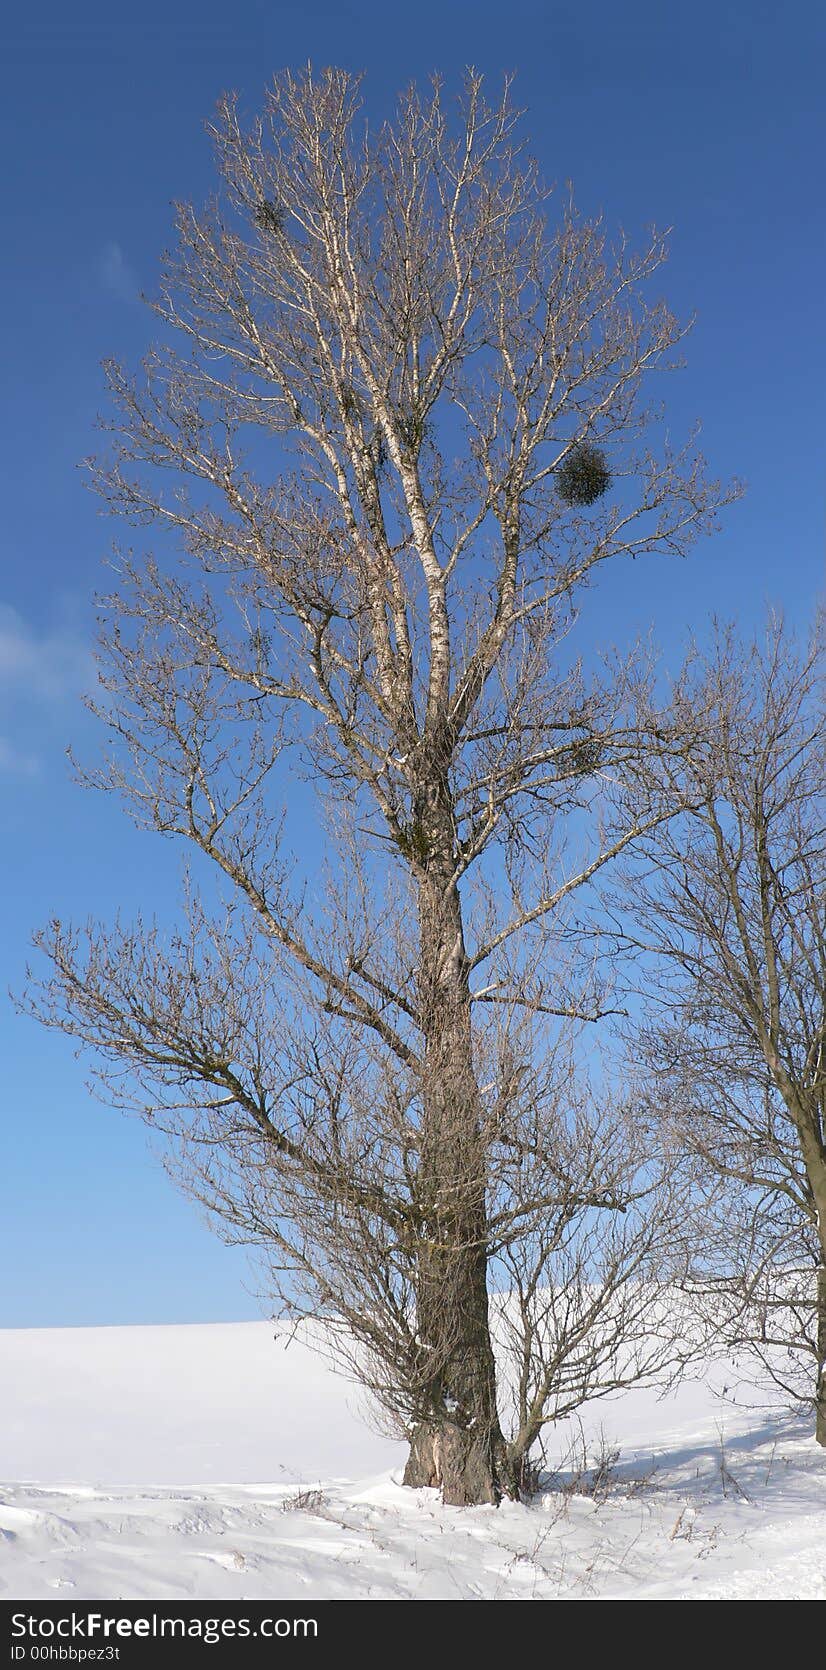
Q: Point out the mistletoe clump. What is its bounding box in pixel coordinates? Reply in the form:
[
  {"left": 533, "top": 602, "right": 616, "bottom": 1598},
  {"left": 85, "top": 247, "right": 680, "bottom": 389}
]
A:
[
  {"left": 556, "top": 442, "right": 611, "bottom": 508},
  {"left": 254, "top": 198, "right": 285, "bottom": 234}
]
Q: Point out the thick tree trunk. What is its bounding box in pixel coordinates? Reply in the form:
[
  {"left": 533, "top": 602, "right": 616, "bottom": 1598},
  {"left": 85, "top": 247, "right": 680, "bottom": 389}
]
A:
[
  {"left": 786, "top": 1112, "right": 826, "bottom": 1446},
  {"left": 816, "top": 1262, "right": 826, "bottom": 1448},
  {"left": 403, "top": 789, "right": 516, "bottom": 1505},
  {"left": 803, "top": 1149, "right": 826, "bottom": 1447}
]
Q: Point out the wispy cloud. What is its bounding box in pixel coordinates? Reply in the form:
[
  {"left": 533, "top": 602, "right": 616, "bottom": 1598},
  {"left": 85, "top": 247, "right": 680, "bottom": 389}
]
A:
[
  {"left": 0, "top": 736, "right": 40, "bottom": 778},
  {"left": 100, "top": 240, "right": 140, "bottom": 304},
  {"left": 0, "top": 604, "right": 93, "bottom": 704},
  {"left": 0, "top": 605, "right": 94, "bottom": 776}
]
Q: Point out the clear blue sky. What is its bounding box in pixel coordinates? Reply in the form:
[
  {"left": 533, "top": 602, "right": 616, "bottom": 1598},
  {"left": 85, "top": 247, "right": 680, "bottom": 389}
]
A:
[{"left": 1, "top": 0, "right": 824, "bottom": 1326}]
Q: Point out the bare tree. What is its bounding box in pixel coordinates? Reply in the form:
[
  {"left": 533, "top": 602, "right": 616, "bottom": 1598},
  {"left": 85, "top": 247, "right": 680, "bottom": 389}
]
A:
[
  {"left": 22, "top": 68, "right": 731, "bottom": 1503},
  {"left": 614, "top": 616, "right": 826, "bottom": 1442}
]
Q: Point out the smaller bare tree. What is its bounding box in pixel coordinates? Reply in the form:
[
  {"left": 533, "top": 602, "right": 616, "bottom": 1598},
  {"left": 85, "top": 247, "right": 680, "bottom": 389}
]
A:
[{"left": 613, "top": 615, "right": 826, "bottom": 1442}]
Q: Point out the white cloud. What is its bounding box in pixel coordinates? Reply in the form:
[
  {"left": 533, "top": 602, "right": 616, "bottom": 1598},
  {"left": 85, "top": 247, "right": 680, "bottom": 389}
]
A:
[
  {"left": 100, "top": 241, "right": 140, "bottom": 304},
  {"left": 0, "top": 606, "right": 93, "bottom": 782},
  {"left": 0, "top": 604, "right": 93, "bottom": 703},
  {"left": 0, "top": 736, "right": 39, "bottom": 777}
]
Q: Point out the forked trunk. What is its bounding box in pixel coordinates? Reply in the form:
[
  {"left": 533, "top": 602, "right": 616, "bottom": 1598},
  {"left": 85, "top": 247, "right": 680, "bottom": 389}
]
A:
[{"left": 403, "top": 808, "right": 516, "bottom": 1505}]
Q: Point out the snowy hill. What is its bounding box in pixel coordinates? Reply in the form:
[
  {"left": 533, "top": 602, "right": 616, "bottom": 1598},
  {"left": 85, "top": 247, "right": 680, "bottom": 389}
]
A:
[{"left": 1, "top": 1319, "right": 824, "bottom": 1600}]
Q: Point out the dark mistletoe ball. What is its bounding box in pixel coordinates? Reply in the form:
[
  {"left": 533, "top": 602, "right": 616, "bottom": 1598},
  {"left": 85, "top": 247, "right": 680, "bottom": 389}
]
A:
[
  {"left": 556, "top": 443, "right": 611, "bottom": 508},
  {"left": 254, "top": 198, "right": 284, "bottom": 234}
]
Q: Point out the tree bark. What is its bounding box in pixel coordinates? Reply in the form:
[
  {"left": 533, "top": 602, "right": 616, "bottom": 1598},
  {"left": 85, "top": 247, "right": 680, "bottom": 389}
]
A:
[
  {"left": 401, "top": 783, "right": 516, "bottom": 1504},
  {"left": 816, "top": 1262, "right": 826, "bottom": 1447},
  {"left": 798, "top": 1130, "right": 826, "bottom": 1447}
]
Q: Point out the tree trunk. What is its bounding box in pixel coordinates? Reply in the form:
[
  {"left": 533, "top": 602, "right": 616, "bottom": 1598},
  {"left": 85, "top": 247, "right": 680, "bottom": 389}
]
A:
[
  {"left": 804, "top": 1150, "right": 826, "bottom": 1447},
  {"left": 816, "top": 1262, "right": 826, "bottom": 1448},
  {"left": 402, "top": 788, "right": 516, "bottom": 1505}
]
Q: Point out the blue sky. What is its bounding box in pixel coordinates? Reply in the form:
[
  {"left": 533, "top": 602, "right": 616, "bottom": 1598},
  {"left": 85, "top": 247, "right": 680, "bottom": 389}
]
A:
[{"left": 1, "top": 1, "right": 824, "bottom": 1326}]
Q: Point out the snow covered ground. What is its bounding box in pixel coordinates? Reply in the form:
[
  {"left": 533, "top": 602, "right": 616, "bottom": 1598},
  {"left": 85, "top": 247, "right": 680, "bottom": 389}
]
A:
[{"left": 1, "top": 1319, "right": 824, "bottom": 1600}]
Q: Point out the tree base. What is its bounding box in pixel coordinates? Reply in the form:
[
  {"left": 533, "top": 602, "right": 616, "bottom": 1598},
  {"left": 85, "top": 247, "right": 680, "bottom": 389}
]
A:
[{"left": 403, "top": 1421, "right": 517, "bottom": 1506}]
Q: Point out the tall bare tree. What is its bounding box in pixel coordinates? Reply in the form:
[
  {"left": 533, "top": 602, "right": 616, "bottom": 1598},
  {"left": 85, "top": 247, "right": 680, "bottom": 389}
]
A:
[
  {"left": 614, "top": 617, "right": 826, "bottom": 1442},
  {"left": 23, "top": 68, "right": 731, "bottom": 1503}
]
